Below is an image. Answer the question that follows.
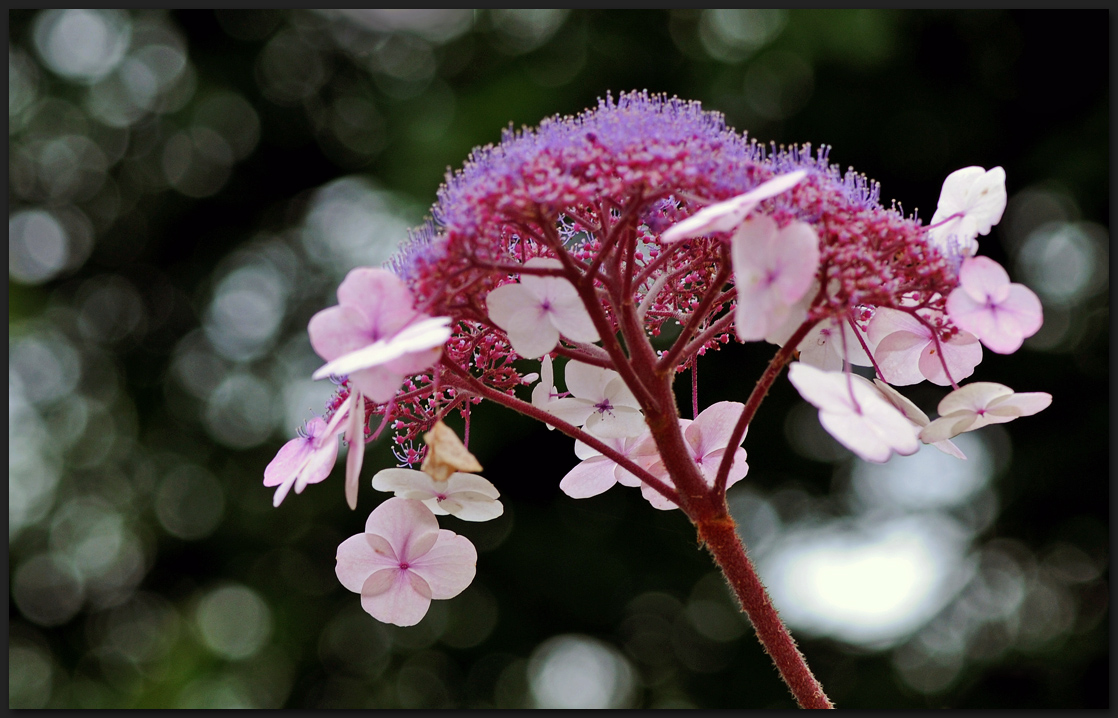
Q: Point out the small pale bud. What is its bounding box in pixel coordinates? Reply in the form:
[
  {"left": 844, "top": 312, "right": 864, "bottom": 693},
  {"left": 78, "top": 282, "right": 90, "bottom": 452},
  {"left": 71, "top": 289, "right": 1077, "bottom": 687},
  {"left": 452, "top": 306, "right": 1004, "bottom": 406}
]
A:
[{"left": 421, "top": 420, "right": 482, "bottom": 481}]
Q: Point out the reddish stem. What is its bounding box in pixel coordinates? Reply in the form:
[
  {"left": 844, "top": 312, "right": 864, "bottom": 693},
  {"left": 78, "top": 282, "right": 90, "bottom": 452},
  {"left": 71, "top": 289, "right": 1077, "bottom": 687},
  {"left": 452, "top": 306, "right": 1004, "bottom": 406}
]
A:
[{"left": 697, "top": 515, "right": 835, "bottom": 709}]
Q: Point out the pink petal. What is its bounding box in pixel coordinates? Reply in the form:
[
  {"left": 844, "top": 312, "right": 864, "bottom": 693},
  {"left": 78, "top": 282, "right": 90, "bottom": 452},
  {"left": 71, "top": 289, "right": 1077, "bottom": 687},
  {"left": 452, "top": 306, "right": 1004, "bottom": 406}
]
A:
[
  {"left": 348, "top": 365, "right": 409, "bottom": 404},
  {"left": 560, "top": 457, "right": 619, "bottom": 498},
  {"left": 772, "top": 222, "right": 821, "bottom": 304},
  {"left": 818, "top": 411, "right": 892, "bottom": 463},
  {"left": 867, "top": 308, "right": 929, "bottom": 345},
  {"left": 263, "top": 436, "right": 312, "bottom": 488},
  {"left": 360, "top": 569, "right": 432, "bottom": 626},
  {"left": 407, "top": 530, "right": 477, "bottom": 599},
  {"left": 295, "top": 437, "right": 340, "bottom": 493},
  {"left": 958, "top": 256, "right": 1011, "bottom": 304},
  {"left": 700, "top": 447, "right": 748, "bottom": 487},
  {"left": 873, "top": 331, "right": 930, "bottom": 386},
  {"left": 308, "top": 304, "right": 373, "bottom": 362},
  {"left": 640, "top": 480, "right": 679, "bottom": 510},
  {"left": 364, "top": 498, "right": 441, "bottom": 562},
  {"left": 336, "top": 268, "right": 415, "bottom": 337},
  {"left": 918, "top": 331, "right": 982, "bottom": 386},
  {"left": 345, "top": 394, "right": 366, "bottom": 510},
  {"left": 336, "top": 533, "right": 398, "bottom": 592},
  {"left": 684, "top": 401, "right": 746, "bottom": 455}
]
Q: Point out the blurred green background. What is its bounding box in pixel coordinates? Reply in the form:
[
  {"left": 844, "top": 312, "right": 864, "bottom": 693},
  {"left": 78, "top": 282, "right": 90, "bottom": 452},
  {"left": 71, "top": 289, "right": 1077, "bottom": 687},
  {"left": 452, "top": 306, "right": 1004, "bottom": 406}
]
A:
[{"left": 8, "top": 10, "right": 1108, "bottom": 708}]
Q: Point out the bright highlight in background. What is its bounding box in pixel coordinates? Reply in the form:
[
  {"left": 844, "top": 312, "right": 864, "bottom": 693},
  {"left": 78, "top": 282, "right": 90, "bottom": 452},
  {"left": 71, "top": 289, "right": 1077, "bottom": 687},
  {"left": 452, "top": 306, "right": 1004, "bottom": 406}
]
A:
[{"left": 761, "top": 515, "right": 973, "bottom": 647}]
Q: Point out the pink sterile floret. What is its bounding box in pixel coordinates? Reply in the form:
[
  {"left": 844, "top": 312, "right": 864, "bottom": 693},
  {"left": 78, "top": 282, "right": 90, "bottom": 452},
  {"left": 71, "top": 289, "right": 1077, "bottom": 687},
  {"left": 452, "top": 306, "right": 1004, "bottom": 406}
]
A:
[
  {"left": 946, "top": 256, "right": 1043, "bottom": 355},
  {"left": 787, "top": 362, "right": 919, "bottom": 463},
  {"left": 336, "top": 498, "right": 477, "bottom": 627},
  {"left": 919, "top": 382, "right": 1052, "bottom": 444},
  {"left": 867, "top": 307, "right": 982, "bottom": 386},
  {"left": 308, "top": 267, "right": 449, "bottom": 403},
  {"left": 486, "top": 257, "right": 600, "bottom": 359},
  {"left": 559, "top": 432, "right": 650, "bottom": 499},
  {"left": 263, "top": 416, "right": 341, "bottom": 508},
  {"left": 370, "top": 468, "right": 504, "bottom": 522},
  {"left": 659, "top": 170, "right": 807, "bottom": 242},
  {"left": 731, "top": 216, "right": 820, "bottom": 342},
  {"left": 633, "top": 401, "right": 750, "bottom": 510}
]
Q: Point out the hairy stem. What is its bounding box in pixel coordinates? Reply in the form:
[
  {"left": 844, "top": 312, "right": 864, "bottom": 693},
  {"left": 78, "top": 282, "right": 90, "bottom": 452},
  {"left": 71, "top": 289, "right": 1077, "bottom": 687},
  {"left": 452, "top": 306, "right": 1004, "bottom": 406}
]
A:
[{"left": 697, "top": 513, "right": 834, "bottom": 709}]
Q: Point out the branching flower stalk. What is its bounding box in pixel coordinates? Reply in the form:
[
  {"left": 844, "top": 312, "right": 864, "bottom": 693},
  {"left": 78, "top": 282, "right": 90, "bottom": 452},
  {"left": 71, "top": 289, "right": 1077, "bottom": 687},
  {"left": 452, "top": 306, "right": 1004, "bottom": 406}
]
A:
[{"left": 264, "top": 92, "right": 1051, "bottom": 708}]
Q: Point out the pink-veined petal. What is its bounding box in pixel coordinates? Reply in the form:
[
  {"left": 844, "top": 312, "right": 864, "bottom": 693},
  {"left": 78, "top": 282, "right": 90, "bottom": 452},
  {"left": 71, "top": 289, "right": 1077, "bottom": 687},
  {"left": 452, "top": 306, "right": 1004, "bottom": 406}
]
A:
[
  {"left": 312, "top": 316, "right": 450, "bottom": 380},
  {"left": 918, "top": 331, "right": 982, "bottom": 386},
  {"left": 364, "top": 498, "right": 441, "bottom": 563},
  {"left": 347, "top": 365, "right": 408, "bottom": 404},
  {"left": 958, "top": 256, "right": 1011, "bottom": 304},
  {"left": 700, "top": 447, "right": 749, "bottom": 487},
  {"left": 640, "top": 479, "right": 679, "bottom": 510},
  {"left": 683, "top": 401, "right": 746, "bottom": 456},
  {"left": 263, "top": 436, "right": 312, "bottom": 488},
  {"left": 772, "top": 221, "right": 821, "bottom": 305},
  {"left": 335, "top": 533, "right": 399, "bottom": 592},
  {"left": 407, "top": 530, "right": 477, "bottom": 599},
  {"left": 294, "top": 437, "right": 340, "bottom": 493},
  {"left": 873, "top": 331, "right": 929, "bottom": 386},
  {"left": 308, "top": 304, "right": 374, "bottom": 362},
  {"left": 560, "top": 457, "right": 619, "bottom": 499},
  {"left": 335, "top": 267, "right": 416, "bottom": 337},
  {"left": 360, "top": 569, "right": 432, "bottom": 626},
  {"left": 818, "top": 411, "right": 893, "bottom": 463}
]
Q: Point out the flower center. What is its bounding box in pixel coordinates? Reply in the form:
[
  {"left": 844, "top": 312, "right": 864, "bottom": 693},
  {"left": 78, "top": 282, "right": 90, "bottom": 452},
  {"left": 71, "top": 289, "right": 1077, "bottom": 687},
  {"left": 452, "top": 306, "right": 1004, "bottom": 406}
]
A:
[
  {"left": 594, "top": 399, "right": 614, "bottom": 415},
  {"left": 398, "top": 561, "right": 410, "bottom": 570},
  {"left": 435, "top": 493, "right": 448, "bottom": 502}
]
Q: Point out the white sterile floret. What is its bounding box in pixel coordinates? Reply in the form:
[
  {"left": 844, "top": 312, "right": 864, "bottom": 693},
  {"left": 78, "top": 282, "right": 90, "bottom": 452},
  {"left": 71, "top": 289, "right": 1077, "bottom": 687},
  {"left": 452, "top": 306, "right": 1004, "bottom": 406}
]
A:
[
  {"left": 870, "top": 378, "right": 965, "bottom": 459},
  {"left": 787, "top": 362, "right": 919, "bottom": 463},
  {"left": 531, "top": 355, "right": 561, "bottom": 431},
  {"left": 919, "top": 382, "right": 1052, "bottom": 443},
  {"left": 485, "top": 258, "right": 600, "bottom": 359},
  {"left": 927, "top": 166, "right": 1007, "bottom": 260},
  {"left": 371, "top": 468, "right": 504, "bottom": 522},
  {"left": 545, "top": 360, "right": 646, "bottom": 438}
]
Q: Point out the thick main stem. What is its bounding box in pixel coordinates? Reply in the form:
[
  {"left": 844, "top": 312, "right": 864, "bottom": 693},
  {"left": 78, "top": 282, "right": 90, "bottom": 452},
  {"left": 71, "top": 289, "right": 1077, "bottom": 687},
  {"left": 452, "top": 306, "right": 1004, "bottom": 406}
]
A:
[{"left": 697, "top": 513, "right": 834, "bottom": 709}]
